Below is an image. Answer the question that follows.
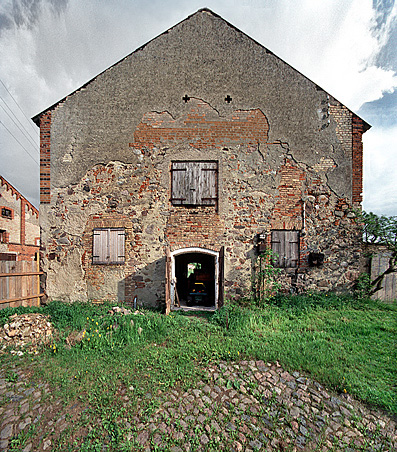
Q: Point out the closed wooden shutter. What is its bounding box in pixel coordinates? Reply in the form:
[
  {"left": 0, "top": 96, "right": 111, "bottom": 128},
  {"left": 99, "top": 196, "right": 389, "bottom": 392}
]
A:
[
  {"left": 171, "top": 162, "right": 187, "bottom": 205},
  {"left": 286, "top": 231, "right": 299, "bottom": 268},
  {"left": 171, "top": 161, "right": 217, "bottom": 205},
  {"left": 200, "top": 162, "right": 217, "bottom": 206},
  {"left": 109, "top": 229, "right": 125, "bottom": 263},
  {"left": 93, "top": 229, "right": 107, "bottom": 264},
  {"left": 93, "top": 228, "right": 125, "bottom": 264},
  {"left": 271, "top": 231, "right": 299, "bottom": 268}
]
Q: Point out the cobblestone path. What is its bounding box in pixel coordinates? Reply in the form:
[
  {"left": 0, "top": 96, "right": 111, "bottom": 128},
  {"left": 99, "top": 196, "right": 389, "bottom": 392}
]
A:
[{"left": 0, "top": 360, "right": 396, "bottom": 451}]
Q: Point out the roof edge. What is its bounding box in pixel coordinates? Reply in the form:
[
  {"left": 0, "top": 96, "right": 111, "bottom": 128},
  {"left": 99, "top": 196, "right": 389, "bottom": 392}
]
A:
[
  {"left": 31, "top": 7, "right": 371, "bottom": 131},
  {"left": 0, "top": 175, "right": 39, "bottom": 215}
]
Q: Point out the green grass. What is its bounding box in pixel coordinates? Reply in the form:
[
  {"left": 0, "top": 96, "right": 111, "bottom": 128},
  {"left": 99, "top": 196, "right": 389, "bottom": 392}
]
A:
[{"left": 1, "top": 295, "right": 396, "bottom": 450}]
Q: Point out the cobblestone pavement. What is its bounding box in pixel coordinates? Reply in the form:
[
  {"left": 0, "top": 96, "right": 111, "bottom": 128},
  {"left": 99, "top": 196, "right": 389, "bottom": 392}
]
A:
[{"left": 0, "top": 360, "right": 396, "bottom": 451}]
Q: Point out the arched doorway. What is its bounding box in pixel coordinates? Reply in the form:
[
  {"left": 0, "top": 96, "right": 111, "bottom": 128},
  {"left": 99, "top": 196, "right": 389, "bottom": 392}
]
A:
[{"left": 169, "top": 247, "right": 220, "bottom": 310}]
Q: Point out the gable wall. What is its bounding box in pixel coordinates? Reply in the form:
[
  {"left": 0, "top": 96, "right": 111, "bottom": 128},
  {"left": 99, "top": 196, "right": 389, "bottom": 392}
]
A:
[{"left": 37, "top": 11, "right": 366, "bottom": 304}]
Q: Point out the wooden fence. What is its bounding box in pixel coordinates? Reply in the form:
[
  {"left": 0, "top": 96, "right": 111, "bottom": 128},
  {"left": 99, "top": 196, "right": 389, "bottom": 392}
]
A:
[
  {"left": 0, "top": 257, "right": 44, "bottom": 308},
  {"left": 371, "top": 252, "right": 396, "bottom": 302}
]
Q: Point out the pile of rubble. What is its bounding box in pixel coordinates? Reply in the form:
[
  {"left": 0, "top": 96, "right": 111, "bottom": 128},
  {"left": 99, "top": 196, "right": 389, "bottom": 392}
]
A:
[
  {"left": 0, "top": 313, "right": 53, "bottom": 352},
  {"left": 107, "top": 306, "right": 144, "bottom": 316}
]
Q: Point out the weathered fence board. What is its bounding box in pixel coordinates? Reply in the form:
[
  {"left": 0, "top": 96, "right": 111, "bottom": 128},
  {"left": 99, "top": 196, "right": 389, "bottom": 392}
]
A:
[
  {"left": 0, "top": 257, "right": 44, "bottom": 308},
  {"left": 371, "top": 252, "right": 396, "bottom": 302}
]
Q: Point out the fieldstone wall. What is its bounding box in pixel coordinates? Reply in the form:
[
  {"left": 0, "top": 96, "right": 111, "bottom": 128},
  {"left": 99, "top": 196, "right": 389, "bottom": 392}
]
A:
[{"left": 40, "top": 99, "right": 365, "bottom": 305}]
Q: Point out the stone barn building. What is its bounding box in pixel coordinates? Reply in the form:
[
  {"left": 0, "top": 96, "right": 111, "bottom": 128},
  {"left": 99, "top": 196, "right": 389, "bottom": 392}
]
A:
[{"left": 33, "top": 9, "right": 370, "bottom": 311}]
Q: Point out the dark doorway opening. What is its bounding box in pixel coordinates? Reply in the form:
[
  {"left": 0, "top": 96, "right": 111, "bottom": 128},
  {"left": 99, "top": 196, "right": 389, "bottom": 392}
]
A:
[{"left": 174, "top": 252, "right": 216, "bottom": 308}]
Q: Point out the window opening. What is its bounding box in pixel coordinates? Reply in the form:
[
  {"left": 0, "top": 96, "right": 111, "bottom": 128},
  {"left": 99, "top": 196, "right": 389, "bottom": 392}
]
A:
[
  {"left": 187, "top": 262, "right": 201, "bottom": 278},
  {"left": 271, "top": 230, "right": 299, "bottom": 268},
  {"left": 92, "top": 228, "right": 125, "bottom": 264},
  {"left": 0, "top": 253, "right": 16, "bottom": 261},
  {"left": 0, "top": 229, "right": 7, "bottom": 243},
  {"left": 171, "top": 161, "right": 218, "bottom": 206},
  {"left": 1, "top": 208, "right": 12, "bottom": 219}
]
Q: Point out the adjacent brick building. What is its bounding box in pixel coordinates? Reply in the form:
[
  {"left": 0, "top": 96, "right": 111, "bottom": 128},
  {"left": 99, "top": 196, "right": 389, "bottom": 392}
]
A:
[
  {"left": 0, "top": 176, "right": 39, "bottom": 261},
  {"left": 32, "top": 9, "right": 370, "bottom": 310}
]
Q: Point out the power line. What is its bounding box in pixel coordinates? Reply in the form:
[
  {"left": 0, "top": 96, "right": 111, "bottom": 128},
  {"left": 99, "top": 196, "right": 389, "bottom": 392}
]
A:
[
  {"left": 0, "top": 120, "right": 39, "bottom": 166},
  {"left": 0, "top": 77, "right": 38, "bottom": 135},
  {"left": 0, "top": 94, "right": 39, "bottom": 145},
  {"left": 0, "top": 101, "right": 38, "bottom": 151}
]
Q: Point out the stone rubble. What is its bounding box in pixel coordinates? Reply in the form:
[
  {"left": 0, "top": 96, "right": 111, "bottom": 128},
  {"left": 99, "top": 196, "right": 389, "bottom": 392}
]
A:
[
  {"left": 108, "top": 306, "right": 144, "bottom": 316},
  {"left": 0, "top": 313, "right": 53, "bottom": 353}
]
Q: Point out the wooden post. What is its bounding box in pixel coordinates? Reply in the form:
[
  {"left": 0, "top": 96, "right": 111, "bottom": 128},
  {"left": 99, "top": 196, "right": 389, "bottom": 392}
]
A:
[
  {"left": 218, "top": 246, "right": 224, "bottom": 308},
  {"left": 36, "top": 252, "right": 40, "bottom": 306},
  {"left": 165, "top": 247, "right": 171, "bottom": 315}
]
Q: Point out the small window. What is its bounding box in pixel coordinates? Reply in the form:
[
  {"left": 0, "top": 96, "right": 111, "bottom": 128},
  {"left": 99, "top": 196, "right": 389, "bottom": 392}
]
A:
[
  {"left": 0, "top": 229, "right": 7, "bottom": 243},
  {"left": 93, "top": 228, "right": 125, "bottom": 264},
  {"left": 271, "top": 230, "right": 299, "bottom": 268},
  {"left": 0, "top": 253, "right": 16, "bottom": 261},
  {"left": 171, "top": 161, "right": 218, "bottom": 206},
  {"left": 1, "top": 207, "right": 12, "bottom": 219}
]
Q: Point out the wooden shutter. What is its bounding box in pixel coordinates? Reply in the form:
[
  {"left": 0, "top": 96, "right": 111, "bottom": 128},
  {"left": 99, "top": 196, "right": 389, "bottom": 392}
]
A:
[
  {"left": 171, "top": 162, "right": 187, "bottom": 205},
  {"left": 93, "top": 228, "right": 125, "bottom": 264},
  {"left": 271, "top": 231, "right": 299, "bottom": 268},
  {"left": 171, "top": 161, "right": 217, "bottom": 206},
  {"left": 109, "top": 229, "right": 125, "bottom": 264},
  {"left": 93, "top": 229, "right": 107, "bottom": 264},
  {"left": 271, "top": 231, "right": 283, "bottom": 267},
  {"left": 186, "top": 162, "right": 197, "bottom": 205},
  {"left": 286, "top": 231, "right": 299, "bottom": 268},
  {"left": 200, "top": 162, "right": 217, "bottom": 206}
]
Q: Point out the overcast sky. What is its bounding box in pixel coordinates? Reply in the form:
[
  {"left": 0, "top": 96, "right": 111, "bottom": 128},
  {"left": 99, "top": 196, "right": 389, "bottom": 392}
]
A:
[{"left": 0, "top": 0, "right": 396, "bottom": 215}]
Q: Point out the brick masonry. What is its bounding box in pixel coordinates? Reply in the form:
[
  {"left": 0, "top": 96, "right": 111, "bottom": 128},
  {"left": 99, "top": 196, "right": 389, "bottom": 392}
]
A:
[{"left": 40, "top": 111, "right": 51, "bottom": 205}]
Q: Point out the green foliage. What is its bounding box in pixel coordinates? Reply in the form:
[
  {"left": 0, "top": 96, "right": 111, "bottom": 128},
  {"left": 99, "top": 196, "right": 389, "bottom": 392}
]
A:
[
  {"left": 0, "top": 295, "right": 395, "bottom": 451},
  {"left": 252, "top": 248, "right": 282, "bottom": 305},
  {"left": 358, "top": 211, "right": 397, "bottom": 295},
  {"left": 360, "top": 211, "right": 397, "bottom": 247},
  {"left": 354, "top": 272, "right": 372, "bottom": 300}
]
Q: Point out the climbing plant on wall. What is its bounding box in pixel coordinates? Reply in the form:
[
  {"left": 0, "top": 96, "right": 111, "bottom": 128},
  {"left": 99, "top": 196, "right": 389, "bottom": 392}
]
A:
[{"left": 253, "top": 248, "right": 282, "bottom": 304}]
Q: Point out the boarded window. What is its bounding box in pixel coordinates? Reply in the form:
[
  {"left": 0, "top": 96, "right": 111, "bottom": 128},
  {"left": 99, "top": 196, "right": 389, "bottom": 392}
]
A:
[
  {"left": 0, "top": 252, "right": 16, "bottom": 261},
  {"left": 171, "top": 161, "right": 218, "bottom": 206},
  {"left": 271, "top": 230, "right": 299, "bottom": 268},
  {"left": 92, "top": 228, "right": 125, "bottom": 264}
]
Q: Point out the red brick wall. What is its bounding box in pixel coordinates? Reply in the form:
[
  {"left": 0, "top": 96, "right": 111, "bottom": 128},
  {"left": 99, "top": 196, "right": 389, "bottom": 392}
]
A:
[
  {"left": 130, "top": 100, "right": 269, "bottom": 150},
  {"left": 166, "top": 206, "right": 224, "bottom": 251},
  {"left": 8, "top": 243, "right": 39, "bottom": 261},
  {"left": 271, "top": 159, "right": 305, "bottom": 230},
  {"left": 40, "top": 111, "right": 51, "bottom": 204},
  {"left": 352, "top": 116, "right": 365, "bottom": 206}
]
